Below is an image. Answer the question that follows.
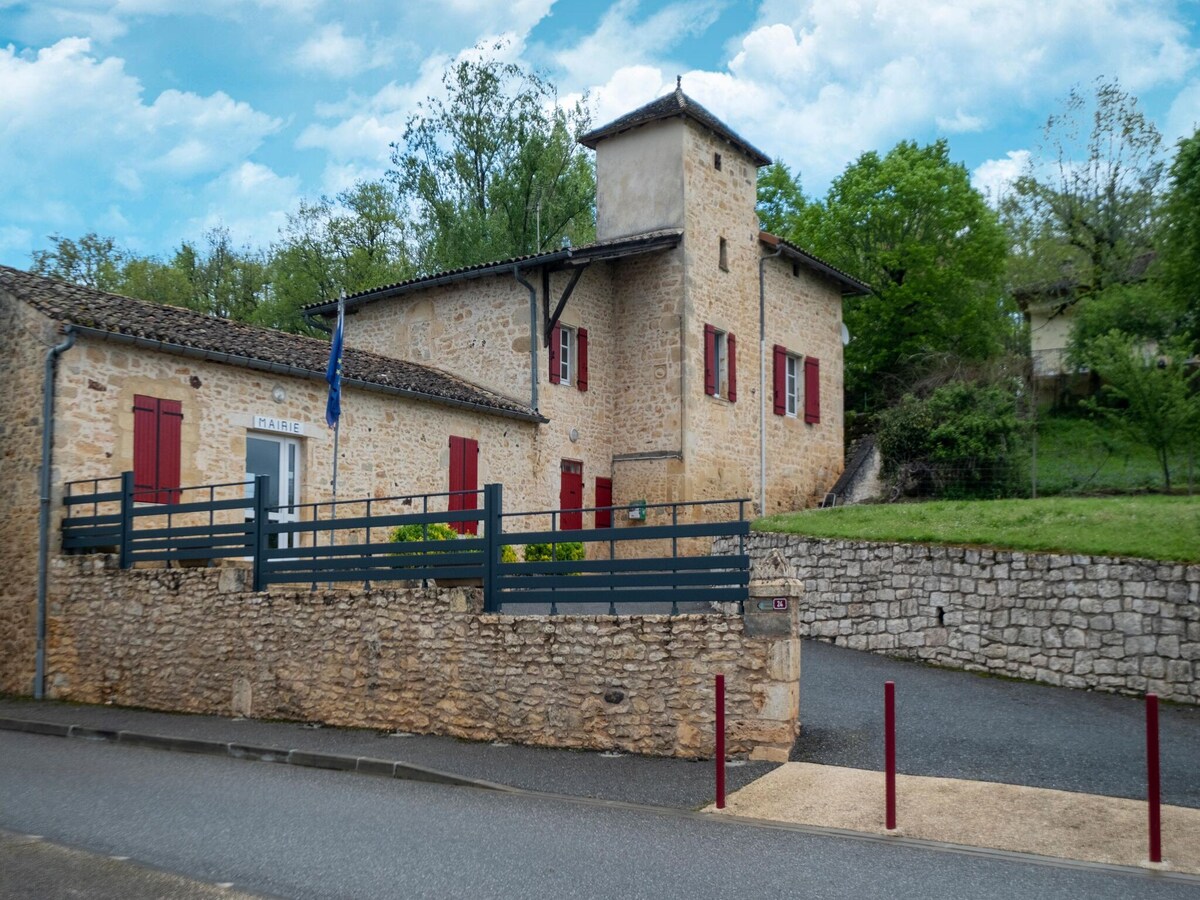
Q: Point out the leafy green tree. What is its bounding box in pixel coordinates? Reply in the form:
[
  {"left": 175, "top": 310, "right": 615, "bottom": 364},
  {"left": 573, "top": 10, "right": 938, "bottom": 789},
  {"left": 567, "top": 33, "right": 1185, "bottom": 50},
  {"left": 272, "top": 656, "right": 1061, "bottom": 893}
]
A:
[
  {"left": 1004, "top": 78, "right": 1164, "bottom": 300},
  {"left": 267, "top": 181, "right": 414, "bottom": 331},
  {"left": 30, "top": 233, "right": 128, "bottom": 291},
  {"left": 389, "top": 43, "right": 596, "bottom": 274},
  {"left": 1066, "top": 282, "right": 1184, "bottom": 368},
  {"left": 1081, "top": 332, "right": 1199, "bottom": 491},
  {"left": 792, "top": 140, "right": 1008, "bottom": 412},
  {"left": 756, "top": 161, "right": 807, "bottom": 235},
  {"left": 1157, "top": 128, "right": 1200, "bottom": 342},
  {"left": 171, "top": 227, "right": 270, "bottom": 321}
]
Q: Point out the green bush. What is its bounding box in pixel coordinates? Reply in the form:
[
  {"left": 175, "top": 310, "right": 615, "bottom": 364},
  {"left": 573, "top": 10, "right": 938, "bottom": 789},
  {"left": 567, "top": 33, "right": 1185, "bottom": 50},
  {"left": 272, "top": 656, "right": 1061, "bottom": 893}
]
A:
[
  {"left": 878, "top": 381, "right": 1025, "bottom": 499},
  {"left": 522, "top": 541, "right": 585, "bottom": 562},
  {"left": 389, "top": 522, "right": 459, "bottom": 551},
  {"left": 500, "top": 544, "right": 518, "bottom": 563}
]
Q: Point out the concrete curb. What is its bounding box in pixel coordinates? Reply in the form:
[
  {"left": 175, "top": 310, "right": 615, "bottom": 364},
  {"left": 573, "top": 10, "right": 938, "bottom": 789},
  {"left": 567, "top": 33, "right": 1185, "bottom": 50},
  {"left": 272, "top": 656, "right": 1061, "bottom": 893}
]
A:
[{"left": 0, "top": 716, "right": 513, "bottom": 794}]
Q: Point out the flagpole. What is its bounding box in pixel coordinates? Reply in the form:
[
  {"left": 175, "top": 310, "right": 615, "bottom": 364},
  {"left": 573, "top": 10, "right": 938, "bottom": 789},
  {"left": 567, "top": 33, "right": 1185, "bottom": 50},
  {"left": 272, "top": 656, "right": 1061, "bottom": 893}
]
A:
[{"left": 326, "top": 292, "right": 346, "bottom": 564}]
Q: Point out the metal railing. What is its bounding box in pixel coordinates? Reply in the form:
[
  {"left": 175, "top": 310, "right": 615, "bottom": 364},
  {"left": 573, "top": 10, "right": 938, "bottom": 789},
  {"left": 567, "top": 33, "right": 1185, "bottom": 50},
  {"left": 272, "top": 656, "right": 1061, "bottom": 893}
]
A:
[{"left": 62, "top": 474, "right": 750, "bottom": 612}]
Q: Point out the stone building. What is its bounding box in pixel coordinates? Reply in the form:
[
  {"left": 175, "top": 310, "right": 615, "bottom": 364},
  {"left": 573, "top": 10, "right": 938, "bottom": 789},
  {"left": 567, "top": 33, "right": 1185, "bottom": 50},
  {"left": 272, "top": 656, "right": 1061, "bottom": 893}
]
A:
[
  {"left": 306, "top": 86, "right": 867, "bottom": 520},
  {"left": 0, "top": 88, "right": 864, "bottom": 696}
]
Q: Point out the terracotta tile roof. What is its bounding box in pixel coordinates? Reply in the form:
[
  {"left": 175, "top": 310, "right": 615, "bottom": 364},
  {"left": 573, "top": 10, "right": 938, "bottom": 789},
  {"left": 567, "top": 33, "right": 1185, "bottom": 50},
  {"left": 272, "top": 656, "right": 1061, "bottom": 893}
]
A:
[
  {"left": 759, "top": 232, "right": 871, "bottom": 295},
  {"left": 580, "top": 85, "right": 771, "bottom": 167},
  {"left": 306, "top": 228, "right": 683, "bottom": 315},
  {"left": 0, "top": 265, "right": 542, "bottom": 421}
]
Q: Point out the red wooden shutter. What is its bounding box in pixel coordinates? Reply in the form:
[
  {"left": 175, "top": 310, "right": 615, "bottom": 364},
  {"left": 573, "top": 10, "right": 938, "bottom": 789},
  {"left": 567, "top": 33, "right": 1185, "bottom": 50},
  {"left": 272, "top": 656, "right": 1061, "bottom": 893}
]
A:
[
  {"left": 462, "top": 437, "right": 479, "bottom": 535},
  {"left": 727, "top": 333, "right": 737, "bottom": 402},
  {"left": 576, "top": 328, "right": 588, "bottom": 392},
  {"left": 133, "top": 395, "right": 159, "bottom": 502},
  {"left": 595, "top": 477, "right": 613, "bottom": 528},
  {"left": 448, "top": 436, "right": 464, "bottom": 532},
  {"left": 703, "top": 324, "right": 716, "bottom": 395},
  {"left": 549, "top": 324, "right": 562, "bottom": 384},
  {"left": 804, "top": 356, "right": 821, "bottom": 424},
  {"left": 772, "top": 346, "right": 787, "bottom": 416},
  {"left": 158, "top": 399, "right": 183, "bottom": 504}
]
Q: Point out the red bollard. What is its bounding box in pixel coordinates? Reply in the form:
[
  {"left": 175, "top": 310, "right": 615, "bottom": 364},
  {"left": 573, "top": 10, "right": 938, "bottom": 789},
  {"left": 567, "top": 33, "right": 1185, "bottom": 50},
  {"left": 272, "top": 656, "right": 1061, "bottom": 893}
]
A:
[
  {"left": 885, "top": 681, "right": 896, "bottom": 831},
  {"left": 715, "top": 673, "right": 726, "bottom": 810},
  {"left": 1147, "top": 693, "right": 1162, "bottom": 863}
]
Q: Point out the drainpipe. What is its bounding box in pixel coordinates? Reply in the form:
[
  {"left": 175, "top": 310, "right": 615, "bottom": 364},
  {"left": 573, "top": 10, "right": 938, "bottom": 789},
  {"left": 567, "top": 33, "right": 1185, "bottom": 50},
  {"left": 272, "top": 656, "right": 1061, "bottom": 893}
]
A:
[
  {"left": 759, "top": 246, "right": 783, "bottom": 516},
  {"left": 36, "top": 325, "right": 76, "bottom": 700},
  {"left": 512, "top": 266, "right": 539, "bottom": 413}
]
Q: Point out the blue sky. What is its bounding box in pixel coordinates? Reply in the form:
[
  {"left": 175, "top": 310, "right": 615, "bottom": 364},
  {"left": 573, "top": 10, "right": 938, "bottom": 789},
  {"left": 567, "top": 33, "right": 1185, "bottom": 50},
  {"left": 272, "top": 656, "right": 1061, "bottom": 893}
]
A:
[{"left": 2, "top": 0, "right": 1199, "bottom": 269}]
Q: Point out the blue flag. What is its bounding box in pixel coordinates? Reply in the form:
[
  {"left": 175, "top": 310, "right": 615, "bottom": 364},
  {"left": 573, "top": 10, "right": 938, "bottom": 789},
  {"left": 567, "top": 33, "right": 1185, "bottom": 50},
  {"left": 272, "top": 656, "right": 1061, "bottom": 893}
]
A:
[{"left": 325, "top": 296, "right": 344, "bottom": 428}]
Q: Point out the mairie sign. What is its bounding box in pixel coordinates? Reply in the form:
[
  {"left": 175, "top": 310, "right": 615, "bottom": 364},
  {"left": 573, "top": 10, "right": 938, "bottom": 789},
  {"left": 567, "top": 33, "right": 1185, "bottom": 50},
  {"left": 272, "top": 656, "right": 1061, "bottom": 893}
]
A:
[{"left": 251, "top": 414, "right": 304, "bottom": 435}]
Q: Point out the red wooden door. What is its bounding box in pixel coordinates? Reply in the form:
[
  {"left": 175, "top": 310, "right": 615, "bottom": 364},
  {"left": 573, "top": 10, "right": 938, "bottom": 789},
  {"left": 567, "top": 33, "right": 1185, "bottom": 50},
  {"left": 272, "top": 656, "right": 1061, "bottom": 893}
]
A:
[
  {"left": 595, "top": 477, "right": 613, "bottom": 528},
  {"left": 559, "top": 461, "right": 583, "bottom": 531}
]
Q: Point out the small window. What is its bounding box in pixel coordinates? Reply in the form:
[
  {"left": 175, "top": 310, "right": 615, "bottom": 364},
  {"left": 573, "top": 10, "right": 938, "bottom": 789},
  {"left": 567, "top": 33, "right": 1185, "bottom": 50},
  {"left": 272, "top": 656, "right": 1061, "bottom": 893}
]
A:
[
  {"left": 713, "top": 152, "right": 722, "bottom": 171},
  {"left": 785, "top": 355, "right": 800, "bottom": 417},
  {"left": 558, "top": 325, "right": 574, "bottom": 384},
  {"left": 719, "top": 237, "right": 728, "bottom": 272},
  {"left": 704, "top": 324, "right": 737, "bottom": 401},
  {"left": 133, "top": 394, "right": 182, "bottom": 504},
  {"left": 792, "top": 262, "right": 801, "bottom": 278}
]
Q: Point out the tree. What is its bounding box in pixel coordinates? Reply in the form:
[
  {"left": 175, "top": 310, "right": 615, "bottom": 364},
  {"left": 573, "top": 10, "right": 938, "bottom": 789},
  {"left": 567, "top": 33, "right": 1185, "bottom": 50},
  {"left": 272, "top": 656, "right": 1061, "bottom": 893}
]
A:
[
  {"left": 1004, "top": 78, "right": 1164, "bottom": 300},
  {"left": 1080, "top": 331, "right": 1199, "bottom": 491},
  {"left": 790, "top": 140, "right": 1008, "bottom": 413},
  {"left": 171, "top": 227, "right": 270, "bottom": 321},
  {"left": 1157, "top": 128, "right": 1200, "bottom": 342},
  {"left": 389, "top": 43, "right": 596, "bottom": 274},
  {"left": 30, "top": 233, "right": 128, "bottom": 291},
  {"left": 756, "top": 161, "right": 807, "bottom": 235},
  {"left": 267, "top": 181, "right": 414, "bottom": 332}
]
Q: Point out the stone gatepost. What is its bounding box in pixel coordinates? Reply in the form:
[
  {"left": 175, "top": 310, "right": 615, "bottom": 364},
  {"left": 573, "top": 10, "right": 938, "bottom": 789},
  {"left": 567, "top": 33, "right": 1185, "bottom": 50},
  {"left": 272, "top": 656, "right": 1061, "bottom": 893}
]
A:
[{"left": 739, "top": 549, "right": 803, "bottom": 762}]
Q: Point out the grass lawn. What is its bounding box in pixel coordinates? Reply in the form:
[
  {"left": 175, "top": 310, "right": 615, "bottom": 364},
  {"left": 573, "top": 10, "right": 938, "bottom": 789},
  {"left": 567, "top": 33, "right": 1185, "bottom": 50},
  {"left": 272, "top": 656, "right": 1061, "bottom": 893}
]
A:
[
  {"left": 754, "top": 496, "right": 1200, "bottom": 563},
  {"left": 1032, "top": 414, "right": 1196, "bottom": 496}
]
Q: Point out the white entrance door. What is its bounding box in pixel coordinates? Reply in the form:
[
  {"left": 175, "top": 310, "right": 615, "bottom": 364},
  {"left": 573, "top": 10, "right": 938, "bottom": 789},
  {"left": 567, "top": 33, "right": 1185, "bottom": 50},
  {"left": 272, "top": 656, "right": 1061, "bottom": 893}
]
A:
[{"left": 246, "top": 435, "right": 302, "bottom": 550}]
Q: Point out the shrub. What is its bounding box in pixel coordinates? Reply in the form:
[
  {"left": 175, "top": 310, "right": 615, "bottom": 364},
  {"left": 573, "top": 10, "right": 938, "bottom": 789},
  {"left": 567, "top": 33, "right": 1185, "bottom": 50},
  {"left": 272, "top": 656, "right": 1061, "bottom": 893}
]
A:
[
  {"left": 389, "top": 522, "right": 459, "bottom": 551},
  {"left": 522, "top": 541, "right": 585, "bottom": 562},
  {"left": 877, "top": 381, "right": 1025, "bottom": 499},
  {"left": 500, "top": 544, "right": 519, "bottom": 563}
]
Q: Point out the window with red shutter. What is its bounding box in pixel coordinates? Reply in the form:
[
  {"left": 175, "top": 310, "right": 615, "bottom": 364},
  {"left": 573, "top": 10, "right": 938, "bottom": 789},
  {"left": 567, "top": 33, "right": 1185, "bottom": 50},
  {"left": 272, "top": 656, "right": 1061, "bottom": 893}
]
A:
[
  {"left": 703, "top": 324, "right": 716, "bottom": 396},
  {"left": 577, "top": 328, "right": 588, "bottom": 392},
  {"left": 132, "top": 395, "right": 182, "bottom": 504},
  {"left": 448, "top": 436, "right": 479, "bottom": 534},
  {"left": 548, "top": 324, "right": 562, "bottom": 384},
  {"left": 726, "top": 333, "right": 737, "bottom": 403},
  {"left": 595, "top": 477, "right": 612, "bottom": 528},
  {"left": 772, "top": 345, "right": 787, "bottom": 415},
  {"left": 804, "top": 357, "right": 821, "bottom": 423}
]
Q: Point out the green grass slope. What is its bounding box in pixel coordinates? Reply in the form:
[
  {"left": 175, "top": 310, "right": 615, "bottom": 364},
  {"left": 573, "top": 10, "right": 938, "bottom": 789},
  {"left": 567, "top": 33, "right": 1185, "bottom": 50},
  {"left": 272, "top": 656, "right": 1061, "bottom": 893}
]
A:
[{"left": 755, "top": 496, "right": 1200, "bottom": 563}]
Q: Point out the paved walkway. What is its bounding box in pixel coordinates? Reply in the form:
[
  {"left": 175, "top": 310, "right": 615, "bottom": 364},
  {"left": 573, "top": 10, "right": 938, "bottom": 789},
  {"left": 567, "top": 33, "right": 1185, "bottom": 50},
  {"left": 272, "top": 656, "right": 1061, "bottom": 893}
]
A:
[
  {"left": 795, "top": 640, "right": 1200, "bottom": 807},
  {"left": 713, "top": 763, "right": 1200, "bottom": 876}
]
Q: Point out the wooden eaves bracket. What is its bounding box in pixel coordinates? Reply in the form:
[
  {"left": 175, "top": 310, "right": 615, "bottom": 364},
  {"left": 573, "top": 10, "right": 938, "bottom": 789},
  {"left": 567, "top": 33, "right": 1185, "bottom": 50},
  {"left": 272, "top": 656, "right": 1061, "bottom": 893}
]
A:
[{"left": 542, "top": 263, "right": 588, "bottom": 346}]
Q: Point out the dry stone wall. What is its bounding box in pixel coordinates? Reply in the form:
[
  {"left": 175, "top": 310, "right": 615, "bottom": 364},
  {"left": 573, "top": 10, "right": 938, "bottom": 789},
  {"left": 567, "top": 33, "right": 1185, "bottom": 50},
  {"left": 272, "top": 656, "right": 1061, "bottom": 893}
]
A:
[
  {"left": 719, "top": 534, "right": 1200, "bottom": 704},
  {"left": 46, "top": 555, "right": 800, "bottom": 760}
]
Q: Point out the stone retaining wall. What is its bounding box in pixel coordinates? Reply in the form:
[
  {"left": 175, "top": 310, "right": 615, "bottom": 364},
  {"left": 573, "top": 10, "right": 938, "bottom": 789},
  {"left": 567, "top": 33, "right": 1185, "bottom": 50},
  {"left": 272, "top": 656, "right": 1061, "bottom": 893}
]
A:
[
  {"left": 44, "top": 555, "right": 800, "bottom": 759},
  {"left": 716, "top": 534, "right": 1199, "bottom": 704}
]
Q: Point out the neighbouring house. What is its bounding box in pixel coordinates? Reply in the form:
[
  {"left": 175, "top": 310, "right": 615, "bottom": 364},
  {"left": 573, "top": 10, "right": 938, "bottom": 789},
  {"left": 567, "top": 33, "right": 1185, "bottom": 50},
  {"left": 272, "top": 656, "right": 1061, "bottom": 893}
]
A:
[{"left": 0, "top": 87, "right": 865, "bottom": 696}]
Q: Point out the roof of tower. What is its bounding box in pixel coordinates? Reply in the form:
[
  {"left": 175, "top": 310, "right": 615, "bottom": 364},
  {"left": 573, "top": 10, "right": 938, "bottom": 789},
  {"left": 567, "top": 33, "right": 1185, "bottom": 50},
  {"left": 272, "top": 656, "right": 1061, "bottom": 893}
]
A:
[{"left": 579, "top": 81, "right": 771, "bottom": 167}]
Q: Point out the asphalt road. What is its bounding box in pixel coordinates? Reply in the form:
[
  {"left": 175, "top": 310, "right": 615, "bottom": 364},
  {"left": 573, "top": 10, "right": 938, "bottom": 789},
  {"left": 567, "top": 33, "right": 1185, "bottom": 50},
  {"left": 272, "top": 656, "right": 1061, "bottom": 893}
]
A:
[
  {"left": 795, "top": 640, "right": 1200, "bottom": 806},
  {"left": 1, "top": 731, "right": 1194, "bottom": 900}
]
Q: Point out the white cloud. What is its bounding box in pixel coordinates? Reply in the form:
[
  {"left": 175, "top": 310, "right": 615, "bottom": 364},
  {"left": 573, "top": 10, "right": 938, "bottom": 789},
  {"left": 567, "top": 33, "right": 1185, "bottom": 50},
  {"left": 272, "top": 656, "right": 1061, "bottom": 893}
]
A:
[
  {"left": 1165, "top": 79, "right": 1200, "bottom": 143},
  {"left": 293, "top": 23, "right": 390, "bottom": 78},
  {"left": 690, "top": 0, "right": 1199, "bottom": 185},
  {"left": 972, "top": 150, "right": 1031, "bottom": 204},
  {"left": 549, "top": 0, "right": 723, "bottom": 88},
  {"left": 181, "top": 161, "right": 301, "bottom": 249}
]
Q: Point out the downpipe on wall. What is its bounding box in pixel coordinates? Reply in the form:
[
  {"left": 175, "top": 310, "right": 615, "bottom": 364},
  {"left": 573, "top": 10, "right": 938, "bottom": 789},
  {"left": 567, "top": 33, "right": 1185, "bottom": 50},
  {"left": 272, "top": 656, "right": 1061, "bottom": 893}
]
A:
[
  {"left": 759, "top": 246, "right": 783, "bottom": 516},
  {"left": 512, "top": 265, "right": 540, "bottom": 413},
  {"left": 36, "top": 325, "right": 75, "bottom": 700}
]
